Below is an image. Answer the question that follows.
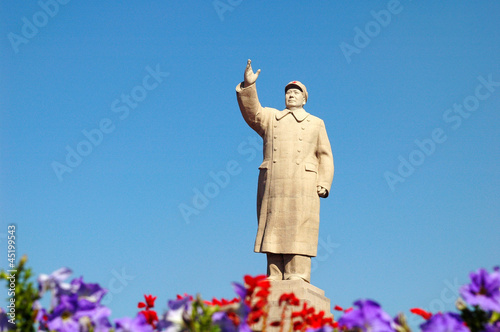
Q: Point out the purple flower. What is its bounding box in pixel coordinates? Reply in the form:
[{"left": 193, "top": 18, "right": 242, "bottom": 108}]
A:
[
  {"left": 0, "top": 308, "right": 16, "bottom": 332},
  {"left": 337, "top": 299, "right": 395, "bottom": 332},
  {"left": 34, "top": 305, "right": 49, "bottom": 331},
  {"left": 156, "top": 315, "right": 175, "bottom": 332},
  {"left": 90, "top": 306, "right": 112, "bottom": 332},
  {"left": 47, "top": 314, "right": 80, "bottom": 332},
  {"left": 231, "top": 282, "right": 251, "bottom": 325},
  {"left": 114, "top": 314, "right": 153, "bottom": 332},
  {"left": 50, "top": 294, "right": 79, "bottom": 318},
  {"left": 38, "top": 267, "right": 73, "bottom": 295},
  {"left": 460, "top": 268, "right": 500, "bottom": 312},
  {"left": 420, "top": 312, "right": 469, "bottom": 332},
  {"left": 47, "top": 294, "right": 81, "bottom": 332},
  {"left": 485, "top": 321, "right": 500, "bottom": 332},
  {"left": 47, "top": 294, "right": 111, "bottom": 332},
  {"left": 160, "top": 296, "right": 193, "bottom": 330},
  {"left": 38, "top": 267, "right": 73, "bottom": 308},
  {"left": 167, "top": 296, "right": 192, "bottom": 311},
  {"left": 71, "top": 276, "right": 108, "bottom": 304},
  {"left": 212, "top": 311, "right": 251, "bottom": 332},
  {"left": 232, "top": 282, "right": 247, "bottom": 299},
  {"left": 212, "top": 312, "right": 237, "bottom": 332}
]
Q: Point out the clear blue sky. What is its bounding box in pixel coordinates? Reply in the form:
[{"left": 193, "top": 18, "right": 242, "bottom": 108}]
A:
[{"left": 1, "top": 1, "right": 499, "bottom": 329}]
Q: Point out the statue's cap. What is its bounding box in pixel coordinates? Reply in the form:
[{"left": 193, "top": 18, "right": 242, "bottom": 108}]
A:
[{"left": 285, "top": 81, "right": 308, "bottom": 102}]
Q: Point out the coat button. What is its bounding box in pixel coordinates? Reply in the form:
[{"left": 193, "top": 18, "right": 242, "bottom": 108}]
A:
[
  {"left": 273, "top": 160, "right": 277, "bottom": 163},
  {"left": 273, "top": 147, "right": 277, "bottom": 151},
  {"left": 297, "top": 149, "right": 301, "bottom": 153},
  {"left": 274, "top": 124, "right": 277, "bottom": 128},
  {"left": 296, "top": 160, "right": 300, "bottom": 165},
  {"left": 301, "top": 126, "right": 305, "bottom": 130},
  {"left": 274, "top": 135, "right": 277, "bottom": 139},
  {"left": 299, "top": 137, "right": 303, "bottom": 141}
]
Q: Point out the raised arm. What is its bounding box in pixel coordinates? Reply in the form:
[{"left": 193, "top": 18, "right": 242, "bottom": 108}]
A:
[{"left": 236, "top": 59, "right": 267, "bottom": 135}]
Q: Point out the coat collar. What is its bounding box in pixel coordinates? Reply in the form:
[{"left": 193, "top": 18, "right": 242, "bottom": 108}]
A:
[{"left": 275, "top": 108, "right": 309, "bottom": 122}]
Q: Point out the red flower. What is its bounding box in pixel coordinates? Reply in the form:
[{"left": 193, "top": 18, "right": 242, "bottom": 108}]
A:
[
  {"left": 279, "top": 292, "right": 300, "bottom": 307},
  {"left": 138, "top": 294, "right": 157, "bottom": 310},
  {"left": 176, "top": 293, "right": 194, "bottom": 301},
  {"left": 410, "top": 308, "right": 433, "bottom": 320},
  {"left": 248, "top": 309, "right": 265, "bottom": 323},
  {"left": 204, "top": 297, "right": 240, "bottom": 306},
  {"left": 144, "top": 294, "right": 156, "bottom": 308},
  {"left": 243, "top": 275, "right": 272, "bottom": 326},
  {"left": 227, "top": 312, "right": 241, "bottom": 326},
  {"left": 293, "top": 321, "right": 304, "bottom": 331},
  {"left": 278, "top": 293, "right": 292, "bottom": 306},
  {"left": 256, "top": 289, "right": 270, "bottom": 298},
  {"left": 279, "top": 293, "right": 291, "bottom": 306},
  {"left": 257, "top": 279, "right": 271, "bottom": 289},
  {"left": 290, "top": 300, "right": 337, "bottom": 330},
  {"left": 140, "top": 309, "right": 158, "bottom": 327},
  {"left": 244, "top": 275, "right": 267, "bottom": 289},
  {"left": 253, "top": 299, "right": 267, "bottom": 310},
  {"left": 137, "top": 294, "right": 159, "bottom": 328}
]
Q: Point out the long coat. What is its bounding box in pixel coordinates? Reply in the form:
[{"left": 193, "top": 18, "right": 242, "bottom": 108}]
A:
[{"left": 236, "top": 82, "right": 334, "bottom": 257}]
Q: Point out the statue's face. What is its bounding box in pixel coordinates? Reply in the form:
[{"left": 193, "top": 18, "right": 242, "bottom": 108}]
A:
[{"left": 285, "top": 88, "right": 305, "bottom": 110}]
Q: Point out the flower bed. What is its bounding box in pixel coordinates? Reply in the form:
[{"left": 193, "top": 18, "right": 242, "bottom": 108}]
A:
[{"left": 1, "top": 256, "right": 499, "bottom": 332}]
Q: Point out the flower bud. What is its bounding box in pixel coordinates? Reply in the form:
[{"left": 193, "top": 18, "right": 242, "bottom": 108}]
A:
[
  {"left": 455, "top": 297, "right": 467, "bottom": 311},
  {"left": 20, "top": 254, "right": 28, "bottom": 267}
]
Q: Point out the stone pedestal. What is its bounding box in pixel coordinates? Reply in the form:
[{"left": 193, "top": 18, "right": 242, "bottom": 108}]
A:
[{"left": 251, "top": 280, "right": 332, "bottom": 331}]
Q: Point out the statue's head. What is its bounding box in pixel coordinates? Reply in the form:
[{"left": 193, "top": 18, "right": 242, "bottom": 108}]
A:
[{"left": 285, "top": 81, "right": 308, "bottom": 110}]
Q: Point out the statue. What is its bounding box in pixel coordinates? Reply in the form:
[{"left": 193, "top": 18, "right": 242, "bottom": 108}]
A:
[{"left": 236, "top": 60, "right": 334, "bottom": 283}]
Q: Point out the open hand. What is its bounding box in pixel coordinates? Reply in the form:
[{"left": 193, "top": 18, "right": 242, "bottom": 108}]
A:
[{"left": 244, "top": 59, "right": 261, "bottom": 87}]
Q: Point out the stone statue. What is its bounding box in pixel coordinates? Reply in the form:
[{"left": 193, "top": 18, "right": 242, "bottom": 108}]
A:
[{"left": 236, "top": 60, "right": 334, "bottom": 283}]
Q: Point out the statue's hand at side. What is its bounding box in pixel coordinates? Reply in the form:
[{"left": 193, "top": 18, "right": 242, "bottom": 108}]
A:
[
  {"left": 317, "top": 186, "right": 328, "bottom": 198},
  {"left": 243, "top": 59, "right": 261, "bottom": 88}
]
